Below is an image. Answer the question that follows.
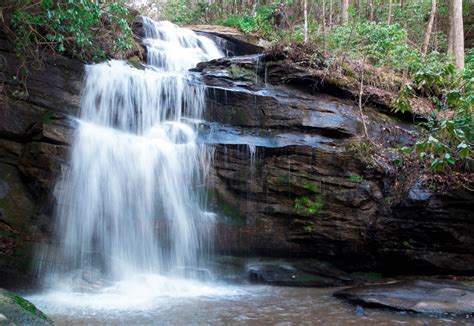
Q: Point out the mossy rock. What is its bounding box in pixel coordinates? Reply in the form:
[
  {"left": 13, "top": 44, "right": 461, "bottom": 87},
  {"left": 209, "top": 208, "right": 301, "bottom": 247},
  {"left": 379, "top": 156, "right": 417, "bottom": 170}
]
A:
[{"left": 0, "top": 288, "right": 53, "bottom": 325}]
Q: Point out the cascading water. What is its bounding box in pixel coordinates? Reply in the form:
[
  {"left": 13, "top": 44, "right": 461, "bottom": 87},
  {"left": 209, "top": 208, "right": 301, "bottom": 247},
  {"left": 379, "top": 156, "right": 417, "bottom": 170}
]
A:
[{"left": 37, "top": 17, "right": 223, "bottom": 290}]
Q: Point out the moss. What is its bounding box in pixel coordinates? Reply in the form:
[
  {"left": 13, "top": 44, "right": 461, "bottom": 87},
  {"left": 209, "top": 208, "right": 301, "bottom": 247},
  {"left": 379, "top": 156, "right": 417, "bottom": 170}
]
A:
[
  {"left": 346, "top": 139, "right": 377, "bottom": 169},
  {"left": 303, "top": 225, "right": 316, "bottom": 233},
  {"left": 208, "top": 188, "right": 246, "bottom": 225},
  {"left": 0, "top": 164, "right": 36, "bottom": 233},
  {"left": 128, "top": 56, "right": 146, "bottom": 70},
  {"left": 229, "top": 64, "right": 257, "bottom": 80},
  {"left": 294, "top": 195, "right": 323, "bottom": 215},
  {"left": 1, "top": 289, "right": 52, "bottom": 323},
  {"left": 291, "top": 219, "right": 317, "bottom": 233},
  {"left": 230, "top": 107, "right": 251, "bottom": 126}
]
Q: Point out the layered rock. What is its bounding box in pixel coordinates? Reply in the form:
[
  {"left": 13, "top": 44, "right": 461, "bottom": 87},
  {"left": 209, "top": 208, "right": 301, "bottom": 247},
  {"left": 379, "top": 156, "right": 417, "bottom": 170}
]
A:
[
  {"left": 0, "top": 32, "right": 80, "bottom": 287},
  {"left": 195, "top": 55, "right": 474, "bottom": 274},
  {"left": 334, "top": 279, "right": 474, "bottom": 315}
]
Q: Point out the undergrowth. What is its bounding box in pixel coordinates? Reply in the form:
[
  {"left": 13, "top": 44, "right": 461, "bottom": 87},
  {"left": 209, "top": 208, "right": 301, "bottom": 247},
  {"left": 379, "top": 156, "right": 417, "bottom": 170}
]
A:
[{"left": 1, "top": 0, "right": 135, "bottom": 62}]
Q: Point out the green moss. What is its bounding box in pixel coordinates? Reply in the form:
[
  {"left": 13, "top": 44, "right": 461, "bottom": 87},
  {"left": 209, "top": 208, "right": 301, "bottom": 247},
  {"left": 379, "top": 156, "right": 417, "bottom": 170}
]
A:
[
  {"left": 1, "top": 289, "right": 51, "bottom": 322},
  {"left": 229, "top": 64, "right": 257, "bottom": 80},
  {"left": 294, "top": 195, "right": 323, "bottom": 216},
  {"left": 128, "top": 56, "right": 145, "bottom": 70},
  {"left": 0, "top": 165, "right": 35, "bottom": 233},
  {"left": 348, "top": 175, "right": 364, "bottom": 183},
  {"left": 208, "top": 188, "right": 246, "bottom": 225},
  {"left": 230, "top": 107, "right": 251, "bottom": 126},
  {"left": 346, "top": 139, "right": 377, "bottom": 169},
  {"left": 291, "top": 219, "right": 317, "bottom": 233}
]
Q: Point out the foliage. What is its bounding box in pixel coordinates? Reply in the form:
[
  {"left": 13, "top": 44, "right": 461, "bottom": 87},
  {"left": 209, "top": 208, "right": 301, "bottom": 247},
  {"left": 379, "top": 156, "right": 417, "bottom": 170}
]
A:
[
  {"left": 327, "top": 22, "right": 448, "bottom": 74},
  {"left": 228, "top": 64, "right": 256, "bottom": 80},
  {"left": 294, "top": 182, "right": 324, "bottom": 216},
  {"left": 398, "top": 52, "right": 473, "bottom": 173},
  {"left": 219, "top": 4, "right": 276, "bottom": 35},
  {"left": 161, "top": 0, "right": 209, "bottom": 25},
  {"left": 348, "top": 175, "right": 364, "bottom": 183},
  {"left": 3, "top": 0, "right": 134, "bottom": 62}
]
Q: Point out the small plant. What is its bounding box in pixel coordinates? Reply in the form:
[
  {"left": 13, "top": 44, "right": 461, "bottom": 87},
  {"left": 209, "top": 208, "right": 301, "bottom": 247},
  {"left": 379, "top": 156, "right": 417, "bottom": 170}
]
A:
[
  {"left": 348, "top": 175, "right": 364, "bottom": 183},
  {"left": 402, "top": 240, "right": 413, "bottom": 249},
  {"left": 294, "top": 182, "right": 324, "bottom": 216},
  {"left": 347, "top": 139, "right": 378, "bottom": 169},
  {"left": 303, "top": 220, "right": 316, "bottom": 233},
  {"left": 228, "top": 64, "right": 256, "bottom": 80},
  {"left": 290, "top": 219, "right": 316, "bottom": 233}
]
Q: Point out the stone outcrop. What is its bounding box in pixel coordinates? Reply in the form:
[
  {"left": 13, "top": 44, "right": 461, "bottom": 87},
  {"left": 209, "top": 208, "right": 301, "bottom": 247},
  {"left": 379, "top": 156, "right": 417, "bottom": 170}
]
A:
[
  {"left": 0, "top": 31, "right": 81, "bottom": 287},
  {"left": 188, "top": 25, "right": 265, "bottom": 56},
  {"left": 0, "top": 288, "right": 53, "bottom": 325},
  {"left": 195, "top": 55, "right": 474, "bottom": 274},
  {"left": 334, "top": 279, "right": 474, "bottom": 315}
]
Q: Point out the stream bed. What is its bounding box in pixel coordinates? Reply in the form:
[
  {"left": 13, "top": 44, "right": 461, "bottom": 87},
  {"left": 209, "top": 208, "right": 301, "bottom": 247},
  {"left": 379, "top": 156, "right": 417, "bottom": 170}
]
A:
[{"left": 25, "top": 275, "right": 470, "bottom": 325}]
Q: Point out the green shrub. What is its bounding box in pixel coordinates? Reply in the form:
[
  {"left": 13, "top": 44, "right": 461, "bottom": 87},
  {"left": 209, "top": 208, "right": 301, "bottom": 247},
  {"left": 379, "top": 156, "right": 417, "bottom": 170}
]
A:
[
  {"left": 161, "top": 0, "right": 209, "bottom": 25},
  {"left": 398, "top": 52, "right": 473, "bottom": 173},
  {"left": 219, "top": 4, "right": 276, "bottom": 35},
  {"left": 5, "top": 0, "right": 134, "bottom": 61}
]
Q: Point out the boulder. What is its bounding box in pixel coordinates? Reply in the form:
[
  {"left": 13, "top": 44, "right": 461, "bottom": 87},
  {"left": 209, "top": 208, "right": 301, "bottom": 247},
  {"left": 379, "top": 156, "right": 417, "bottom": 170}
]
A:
[
  {"left": 0, "top": 288, "right": 53, "bottom": 325},
  {"left": 247, "top": 262, "right": 351, "bottom": 287},
  {"left": 334, "top": 279, "right": 474, "bottom": 315},
  {"left": 188, "top": 25, "right": 265, "bottom": 56}
]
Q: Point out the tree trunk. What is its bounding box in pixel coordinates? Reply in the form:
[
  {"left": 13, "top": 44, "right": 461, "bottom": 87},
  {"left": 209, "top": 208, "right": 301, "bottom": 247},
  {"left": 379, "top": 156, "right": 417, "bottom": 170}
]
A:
[
  {"left": 447, "top": 0, "right": 454, "bottom": 55},
  {"left": 329, "top": 0, "right": 333, "bottom": 26},
  {"left": 451, "top": 0, "right": 464, "bottom": 69},
  {"left": 387, "top": 0, "right": 392, "bottom": 24},
  {"left": 369, "top": 0, "right": 374, "bottom": 21},
  {"left": 421, "top": 0, "right": 436, "bottom": 56},
  {"left": 304, "top": 0, "right": 308, "bottom": 42},
  {"left": 322, "top": 0, "right": 327, "bottom": 52},
  {"left": 341, "top": 0, "right": 349, "bottom": 24}
]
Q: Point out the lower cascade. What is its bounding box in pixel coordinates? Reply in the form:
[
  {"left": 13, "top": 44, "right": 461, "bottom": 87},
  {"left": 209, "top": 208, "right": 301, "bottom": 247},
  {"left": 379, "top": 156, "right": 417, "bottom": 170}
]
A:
[{"left": 36, "top": 18, "right": 223, "bottom": 291}]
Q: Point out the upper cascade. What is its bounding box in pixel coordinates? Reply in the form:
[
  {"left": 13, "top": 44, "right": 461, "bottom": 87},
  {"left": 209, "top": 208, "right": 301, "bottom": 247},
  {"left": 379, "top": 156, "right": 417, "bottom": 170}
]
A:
[
  {"left": 142, "top": 17, "right": 223, "bottom": 71},
  {"left": 78, "top": 18, "right": 223, "bottom": 134}
]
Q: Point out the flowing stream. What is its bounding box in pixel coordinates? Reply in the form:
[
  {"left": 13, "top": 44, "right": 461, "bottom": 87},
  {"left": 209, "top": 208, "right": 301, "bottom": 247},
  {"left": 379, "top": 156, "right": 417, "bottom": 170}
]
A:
[{"left": 26, "top": 19, "right": 468, "bottom": 325}]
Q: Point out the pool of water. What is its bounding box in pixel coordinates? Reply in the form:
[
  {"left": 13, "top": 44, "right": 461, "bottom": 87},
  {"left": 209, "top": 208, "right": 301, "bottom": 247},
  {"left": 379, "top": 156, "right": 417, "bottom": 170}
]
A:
[{"left": 25, "top": 274, "right": 470, "bottom": 325}]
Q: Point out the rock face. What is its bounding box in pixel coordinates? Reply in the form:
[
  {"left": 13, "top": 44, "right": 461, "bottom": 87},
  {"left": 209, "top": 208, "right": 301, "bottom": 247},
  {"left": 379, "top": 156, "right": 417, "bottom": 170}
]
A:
[
  {"left": 195, "top": 55, "right": 474, "bottom": 274},
  {"left": 0, "top": 26, "right": 472, "bottom": 286},
  {"left": 188, "top": 25, "right": 265, "bottom": 56},
  {"left": 0, "top": 32, "right": 81, "bottom": 287},
  {"left": 334, "top": 279, "right": 474, "bottom": 315},
  {"left": 0, "top": 288, "right": 53, "bottom": 325}
]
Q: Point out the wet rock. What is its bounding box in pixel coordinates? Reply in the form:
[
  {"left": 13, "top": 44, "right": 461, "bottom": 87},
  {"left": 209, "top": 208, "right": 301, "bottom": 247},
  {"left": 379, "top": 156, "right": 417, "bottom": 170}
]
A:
[
  {"left": 201, "top": 56, "right": 474, "bottom": 275},
  {"left": 354, "top": 305, "right": 365, "bottom": 316},
  {"left": 18, "top": 141, "right": 69, "bottom": 195},
  {"left": 0, "top": 288, "right": 53, "bottom": 325},
  {"left": 334, "top": 279, "right": 474, "bottom": 315},
  {"left": 0, "top": 30, "right": 82, "bottom": 284},
  {"left": 70, "top": 268, "right": 112, "bottom": 292},
  {"left": 188, "top": 25, "right": 264, "bottom": 55},
  {"left": 247, "top": 262, "right": 350, "bottom": 287},
  {"left": 407, "top": 182, "right": 432, "bottom": 202}
]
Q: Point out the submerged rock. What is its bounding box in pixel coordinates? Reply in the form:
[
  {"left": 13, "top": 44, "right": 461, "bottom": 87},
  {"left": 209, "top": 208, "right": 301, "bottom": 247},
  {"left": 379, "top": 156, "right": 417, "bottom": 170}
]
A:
[
  {"left": 247, "top": 262, "right": 351, "bottom": 287},
  {"left": 334, "top": 279, "right": 474, "bottom": 315},
  {"left": 0, "top": 288, "right": 52, "bottom": 325}
]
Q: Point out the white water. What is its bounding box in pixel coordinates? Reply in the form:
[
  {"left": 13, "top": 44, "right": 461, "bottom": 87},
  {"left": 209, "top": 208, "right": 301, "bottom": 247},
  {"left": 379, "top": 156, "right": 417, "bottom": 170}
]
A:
[{"left": 35, "top": 18, "right": 224, "bottom": 296}]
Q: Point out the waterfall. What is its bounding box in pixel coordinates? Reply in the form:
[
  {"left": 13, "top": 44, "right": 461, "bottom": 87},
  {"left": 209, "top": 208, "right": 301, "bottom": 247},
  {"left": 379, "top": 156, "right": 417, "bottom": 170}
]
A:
[{"left": 38, "top": 18, "right": 223, "bottom": 288}]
